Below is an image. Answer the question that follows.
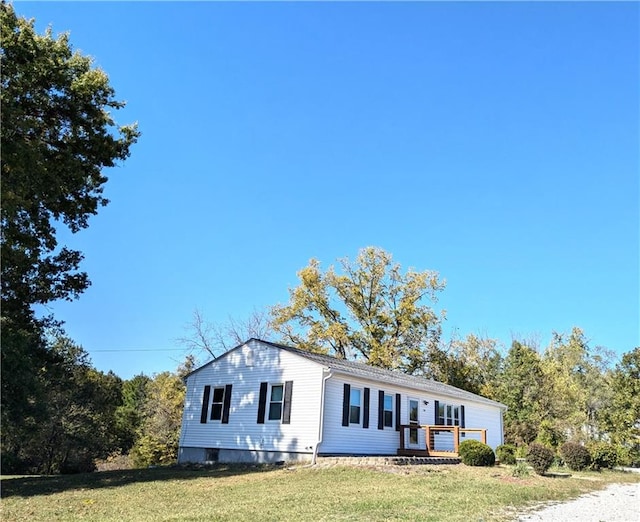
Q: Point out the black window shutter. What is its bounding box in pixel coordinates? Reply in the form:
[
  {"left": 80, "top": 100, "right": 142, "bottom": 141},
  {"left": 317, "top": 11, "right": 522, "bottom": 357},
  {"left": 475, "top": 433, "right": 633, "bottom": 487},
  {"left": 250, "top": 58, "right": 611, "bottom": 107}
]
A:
[
  {"left": 342, "top": 383, "right": 351, "bottom": 426},
  {"left": 378, "top": 390, "right": 384, "bottom": 430},
  {"left": 282, "top": 381, "right": 293, "bottom": 424},
  {"left": 363, "top": 387, "right": 370, "bottom": 429},
  {"left": 460, "top": 405, "right": 465, "bottom": 428},
  {"left": 200, "top": 385, "right": 211, "bottom": 424},
  {"left": 395, "top": 393, "right": 401, "bottom": 431},
  {"left": 257, "top": 382, "right": 268, "bottom": 424},
  {"left": 434, "top": 400, "right": 441, "bottom": 425},
  {"left": 221, "top": 384, "right": 232, "bottom": 424}
]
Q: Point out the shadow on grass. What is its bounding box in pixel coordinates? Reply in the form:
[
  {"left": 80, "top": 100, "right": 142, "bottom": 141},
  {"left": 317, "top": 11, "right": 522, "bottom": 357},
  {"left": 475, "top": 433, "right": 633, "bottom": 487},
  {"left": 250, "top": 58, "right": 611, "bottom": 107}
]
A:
[{"left": 1, "top": 463, "right": 280, "bottom": 499}]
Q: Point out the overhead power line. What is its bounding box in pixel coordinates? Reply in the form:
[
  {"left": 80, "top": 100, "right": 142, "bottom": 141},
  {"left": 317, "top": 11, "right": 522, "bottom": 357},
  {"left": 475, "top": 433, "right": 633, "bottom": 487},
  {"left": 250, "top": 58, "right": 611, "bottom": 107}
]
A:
[{"left": 90, "top": 348, "right": 185, "bottom": 353}]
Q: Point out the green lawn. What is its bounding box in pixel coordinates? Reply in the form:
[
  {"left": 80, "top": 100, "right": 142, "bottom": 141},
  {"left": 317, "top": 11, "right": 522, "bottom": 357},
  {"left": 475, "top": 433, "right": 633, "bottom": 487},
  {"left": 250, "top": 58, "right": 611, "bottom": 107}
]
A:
[{"left": 2, "top": 463, "right": 638, "bottom": 521}]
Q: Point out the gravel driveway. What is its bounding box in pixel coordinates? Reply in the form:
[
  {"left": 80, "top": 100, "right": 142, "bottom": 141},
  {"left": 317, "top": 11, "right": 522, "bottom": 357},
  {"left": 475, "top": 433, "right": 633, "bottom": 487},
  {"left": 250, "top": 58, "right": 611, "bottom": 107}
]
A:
[{"left": 517, "top": 481, "right": 640, "bottom": 522}]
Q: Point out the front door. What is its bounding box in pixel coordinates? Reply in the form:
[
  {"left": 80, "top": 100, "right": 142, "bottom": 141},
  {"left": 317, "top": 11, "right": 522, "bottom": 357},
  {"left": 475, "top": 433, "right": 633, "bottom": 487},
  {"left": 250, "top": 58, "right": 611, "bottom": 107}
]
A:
[{"left": 408, "top": 398, "right": 420, "bottom": 447}]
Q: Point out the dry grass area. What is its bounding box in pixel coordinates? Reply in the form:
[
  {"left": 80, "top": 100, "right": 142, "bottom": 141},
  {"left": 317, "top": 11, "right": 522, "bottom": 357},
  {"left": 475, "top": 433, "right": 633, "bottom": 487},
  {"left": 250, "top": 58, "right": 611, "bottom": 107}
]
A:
[{"left": 2, "top": 463, "right": 638, "bottom": 521}]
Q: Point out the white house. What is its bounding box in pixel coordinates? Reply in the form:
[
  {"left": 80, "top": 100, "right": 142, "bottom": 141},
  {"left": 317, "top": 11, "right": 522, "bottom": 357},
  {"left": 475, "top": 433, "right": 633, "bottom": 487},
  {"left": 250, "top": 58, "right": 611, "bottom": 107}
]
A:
[{"left": 178, "top": 338, "right": 506, "bottom": 464}]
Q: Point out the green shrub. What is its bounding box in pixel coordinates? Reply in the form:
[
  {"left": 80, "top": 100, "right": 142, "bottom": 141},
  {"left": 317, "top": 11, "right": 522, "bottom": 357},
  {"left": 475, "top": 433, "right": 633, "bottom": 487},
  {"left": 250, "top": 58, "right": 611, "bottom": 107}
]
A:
[
  {"left": 512, "top": 460, "right": 530, "bottom": 478},
  {"left": 616, "top": 445, "right": 640, "bottom": 467},
  {"left": 527, "top": 443, "right": 555, "bottom": 475},
  {"left": 458, "top": 440, "right": 496, "bottom": 467},
  {"left": 588, "top": 442, "right": 619, "bottom": 470},
  {"left": 515, "top": 445, "right": 528, "bottom": 459},
  {"left": 496, "top": 444, "right": 517, "bottom": 465},
  {"left": 60, "top": 451, "right": 96, "bottom": 474},
  {"left": 559, "top": 442, "right": 591, "bottom": 471}
]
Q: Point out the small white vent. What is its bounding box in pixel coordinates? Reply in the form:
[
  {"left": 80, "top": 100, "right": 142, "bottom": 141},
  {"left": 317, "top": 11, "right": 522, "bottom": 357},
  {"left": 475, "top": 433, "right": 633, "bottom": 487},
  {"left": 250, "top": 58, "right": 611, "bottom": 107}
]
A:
[{"left": 243, "top": 345, "right": 254, "bottom": 367}]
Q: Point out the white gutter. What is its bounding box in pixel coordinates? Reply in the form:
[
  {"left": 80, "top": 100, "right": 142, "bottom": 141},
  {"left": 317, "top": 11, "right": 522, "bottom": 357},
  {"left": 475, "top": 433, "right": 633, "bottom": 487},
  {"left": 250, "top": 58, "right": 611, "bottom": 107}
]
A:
[{"left": 312, "top": 368, "right": 333, "bottom": 465}]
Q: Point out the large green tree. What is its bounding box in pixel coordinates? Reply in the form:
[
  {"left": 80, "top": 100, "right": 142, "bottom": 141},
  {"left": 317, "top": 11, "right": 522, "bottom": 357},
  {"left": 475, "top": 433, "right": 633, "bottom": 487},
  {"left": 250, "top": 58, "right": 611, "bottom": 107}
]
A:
[
  {"left": 436, "top": 334, "right": 503, "bottom": 398},
  {"left": 605, "top": 347, "right": 640, "bottom": 456},
  {"left": 540, "top": 327, "right": 613, "bottom": 442},
  {"left": 130, "top": 371, "right": 186, "bottom": 467},
  {"left": 114, "top": 374, "right": 152, "bottom": 453},
  {"left": 1, "top": 3, "right": 139, "bottom": 321},
  {"left": 0, "top": 3, "right": 139, "bottom": 471},
  {"left": 497, "top": 340, "right": 546, "bottom": 445},
  {"left": 3, "top": 332, "right": 125, "bottom": 474},
  {"left": 270, "top": 247, "right": 445, "bottom": 374}
]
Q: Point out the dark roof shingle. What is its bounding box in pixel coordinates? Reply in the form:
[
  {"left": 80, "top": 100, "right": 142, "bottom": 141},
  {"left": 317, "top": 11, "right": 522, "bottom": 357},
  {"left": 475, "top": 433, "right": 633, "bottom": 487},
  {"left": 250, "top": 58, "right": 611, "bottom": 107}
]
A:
[{"left": 257, "top": 339, "right": 506, "bottom": 409}]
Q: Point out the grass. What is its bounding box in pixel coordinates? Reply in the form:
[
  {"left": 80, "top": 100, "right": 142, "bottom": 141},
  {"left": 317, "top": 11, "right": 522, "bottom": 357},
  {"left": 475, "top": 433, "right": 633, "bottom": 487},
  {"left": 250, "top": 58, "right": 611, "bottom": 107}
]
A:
[{"left": 1, "top": 463, "right": 639, "bottom": 521}]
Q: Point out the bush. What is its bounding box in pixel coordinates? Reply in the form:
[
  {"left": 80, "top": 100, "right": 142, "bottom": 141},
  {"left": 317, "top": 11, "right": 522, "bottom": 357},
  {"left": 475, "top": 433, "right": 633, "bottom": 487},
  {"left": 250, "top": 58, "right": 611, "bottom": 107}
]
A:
[
  {"left": 496, "top": 444, "right": 517, "bottom": 465},
  {"left": 527, "top": 443, "right": 555, "bottom": 475},
  {"left": 458, "top": 440, "right": 496, "bottom": 467},
  {"left": 559, "top": 442, "right": 591, "bottom": 471},
  {"left": 588, "top": 442, "right": 619, "bottom": 470},
  {"left": 512, "top": 460, "right": 530, "bottom": 478},
  {"left": 60, "top": 451, "right": 96, "bottom": 474},
  {"left": 515, "top": 445, "right": 528, "bottom": 459},
  {"left": 95, "top": 452, "right": 134, "bottom": 471},
  {"left": 616, "top": 445, "right": 640, "bottom": 467}
]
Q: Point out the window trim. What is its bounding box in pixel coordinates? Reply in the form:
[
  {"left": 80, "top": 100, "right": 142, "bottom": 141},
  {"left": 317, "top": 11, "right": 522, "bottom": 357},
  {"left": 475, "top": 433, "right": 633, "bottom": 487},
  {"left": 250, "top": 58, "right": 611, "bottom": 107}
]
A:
[
  {"left": 200, "top": 384, "right": 232, "bottom": 424},
  {"left": 436, "top": 401, "right": 464, "bottom": 427},
  {"left": 383, "top": 393, "right": 394, "bottom": 428},
  {"left": 343, "top": 383, "right": 369, "bottom": 428},
  {"left": 349, "top": 387, "right": 362, "bottom": 425},
  {"left": 210, "top": 386, "right": 225, "bottom": 421},
  {"left": 267, "top": 383, "right": 284, "bottom": 421},
  {"left": 257, "top": 381, "right": 293, "bottom": 424},
  {"left": 408, "top": 397, "right": 420, "bottom": 446}
]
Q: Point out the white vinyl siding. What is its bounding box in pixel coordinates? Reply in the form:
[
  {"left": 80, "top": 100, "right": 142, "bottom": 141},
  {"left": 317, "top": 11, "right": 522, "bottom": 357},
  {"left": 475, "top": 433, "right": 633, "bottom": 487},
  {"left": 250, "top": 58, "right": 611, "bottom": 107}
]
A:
[
  {"left": 460, "top": 402, "right": 504, "bottom": 450},
  {"left": 319, "top": 374, "right": 504, "bottom": 455},
  {"left": 321, "top": 376, "right": 408, "bottom": 455},
  {"left": 179, "top": 340, "right": 323, "bottom": 455}
]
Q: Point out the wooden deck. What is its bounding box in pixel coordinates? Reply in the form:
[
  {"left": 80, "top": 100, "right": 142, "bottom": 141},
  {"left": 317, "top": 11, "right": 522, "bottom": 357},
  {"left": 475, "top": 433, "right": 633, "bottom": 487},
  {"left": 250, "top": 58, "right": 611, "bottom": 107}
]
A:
[{"left": 398, "top": 424, "right": 487, "bottom": 457}]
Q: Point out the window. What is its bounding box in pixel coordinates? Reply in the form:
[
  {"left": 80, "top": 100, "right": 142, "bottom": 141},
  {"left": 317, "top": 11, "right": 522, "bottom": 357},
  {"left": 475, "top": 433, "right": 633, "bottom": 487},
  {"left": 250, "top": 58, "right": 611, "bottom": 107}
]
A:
[
  {"left": 349, "top": 388, "right": 362, "bottom": 424},
  {"left": 268, "top": 384, "right": 284, "bottom": 421},
  {"left": 343, "top": 384, "right": 369, "bottom": 428},
  {"left": 383, "top": 394, "right": 393, "bottom": 428},
  {"left": 200, "top": 384, "right": 232, "bottom": 424},
  {"left": 378, "top": 390, "right": 396, "bottom": 430},
  {"left": 211, "top": 387, "right": 225, "bottom": 421},
  {"left": 257, "top": 381, "right": 293, "bottom": 424},
  {"left": 437, "top": 402, "right": 461, "bottom": 426}
]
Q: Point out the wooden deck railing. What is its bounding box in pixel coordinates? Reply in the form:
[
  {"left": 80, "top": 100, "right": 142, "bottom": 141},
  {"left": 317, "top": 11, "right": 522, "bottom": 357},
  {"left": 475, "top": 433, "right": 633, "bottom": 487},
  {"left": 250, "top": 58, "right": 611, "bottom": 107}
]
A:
[{"left": 398, "top": 425, "right": 487, "bottom": 457}]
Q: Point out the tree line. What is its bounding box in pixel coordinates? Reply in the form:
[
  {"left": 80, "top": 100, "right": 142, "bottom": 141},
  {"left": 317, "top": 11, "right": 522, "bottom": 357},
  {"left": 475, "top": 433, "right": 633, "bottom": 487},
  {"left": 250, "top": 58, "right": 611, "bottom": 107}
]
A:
[{"left": 2, "top": 4, "right": 638, "bottom": 473}]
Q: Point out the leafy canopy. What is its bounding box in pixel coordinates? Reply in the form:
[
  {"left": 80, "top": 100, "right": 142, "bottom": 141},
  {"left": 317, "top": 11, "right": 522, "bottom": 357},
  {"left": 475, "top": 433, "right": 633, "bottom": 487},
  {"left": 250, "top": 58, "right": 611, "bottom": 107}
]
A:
[
  {"left": 0, "top": 3, "right": 138, "bottom": 473},
  {"left": 606, "top": 347, "right": 640, "bottom": 447},
  {"left": 0, "top": 3, "right": 139, "bottom": 322},
  {"left": 270, "top": 247, "right": 445, "bottom": 373}
]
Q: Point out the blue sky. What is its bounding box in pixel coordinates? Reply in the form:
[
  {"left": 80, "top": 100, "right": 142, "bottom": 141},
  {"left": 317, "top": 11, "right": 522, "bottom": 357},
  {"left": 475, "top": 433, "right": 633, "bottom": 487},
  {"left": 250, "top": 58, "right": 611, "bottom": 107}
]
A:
[{"left": 17, "top": 2, "right": 639, "bottom": 380}]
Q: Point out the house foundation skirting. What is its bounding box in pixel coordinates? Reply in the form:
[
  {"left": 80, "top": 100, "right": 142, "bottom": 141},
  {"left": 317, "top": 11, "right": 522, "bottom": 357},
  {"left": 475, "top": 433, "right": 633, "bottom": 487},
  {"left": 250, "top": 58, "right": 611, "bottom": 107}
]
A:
[{"left": 178, "top": 446, "right": 313, "bottom": 465}]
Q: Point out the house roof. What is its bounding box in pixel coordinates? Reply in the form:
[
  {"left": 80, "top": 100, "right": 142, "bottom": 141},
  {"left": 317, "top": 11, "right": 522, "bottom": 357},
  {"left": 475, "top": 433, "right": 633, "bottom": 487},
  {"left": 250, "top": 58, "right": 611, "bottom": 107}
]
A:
[
  {"left": 254, "top": 339, "right": 507, "bottom": 410},
  {"left": 185, "top": 338, "right": 505, "bottom": 410}
]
